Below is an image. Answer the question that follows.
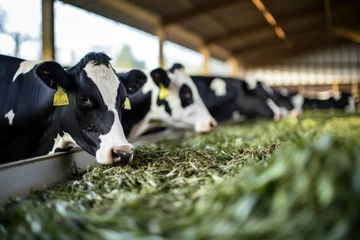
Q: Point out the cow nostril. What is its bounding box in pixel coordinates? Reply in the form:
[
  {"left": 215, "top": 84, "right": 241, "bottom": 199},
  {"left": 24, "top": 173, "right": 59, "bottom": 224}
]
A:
[
  {"left": 112, "top": 146, "right": 134, "bottom": 165},
  {"left": 209, "top": 120, "right": 217, "bottom": 128}
]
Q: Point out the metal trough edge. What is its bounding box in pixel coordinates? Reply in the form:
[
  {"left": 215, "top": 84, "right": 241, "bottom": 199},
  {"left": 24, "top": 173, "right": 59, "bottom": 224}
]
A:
[{"left": 0, "top": 129, "right": 187, "bottom": 204}]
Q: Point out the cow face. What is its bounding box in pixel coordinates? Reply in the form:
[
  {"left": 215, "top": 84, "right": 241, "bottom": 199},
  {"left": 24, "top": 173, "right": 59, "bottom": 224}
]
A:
[
  {"left": 165, "top": 64, "right": 217, "bottom": 133},
  {"left": 37, "top": 52, "right": 146, "bottom": 165},
  {"left": 273, "top": 89, "right": 304, "bottom": 117},
  {"left": 240, "top": 80, "right": 282, "bottom": 120},
  {"left": 142, "top": 64, "right": 216, "bottom": 134}
]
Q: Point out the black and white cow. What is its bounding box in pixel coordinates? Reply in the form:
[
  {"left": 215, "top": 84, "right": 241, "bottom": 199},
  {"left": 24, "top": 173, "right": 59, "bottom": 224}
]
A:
[
  {"left": 121, "top": 64, "right": 217, "bottom": 140},
  {"left": 303, "top": 90, "right": 357, "bottom": 112},
  {"left": 0, "top": 52, "right": 146, "bottom": 164},
  {"left": 190, "top": 74, "right": 282, "bottom": 122},
  {"left": 271, "top": 88, "right": 304, "bottom": 117}
]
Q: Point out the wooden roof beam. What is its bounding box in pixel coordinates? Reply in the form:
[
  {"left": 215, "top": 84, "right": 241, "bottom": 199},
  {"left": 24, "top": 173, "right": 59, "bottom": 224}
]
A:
[
  {"left": 233, "top": 21, "right": 326, "bottom": 57},
  {"left": 205, "top": 0, "right": 358, "bottom": 44},
  {"left": 161, "top": 0, "right": 241, "bottom": 26},
  {"left": 323, "top": 0, "right": 334, "bottom": 44},
  {"left": 241, "top": 36, "right": 332, "bottom": 67},
  {"left": 331, "top": 26, "right": 360, "bottom": 44}
]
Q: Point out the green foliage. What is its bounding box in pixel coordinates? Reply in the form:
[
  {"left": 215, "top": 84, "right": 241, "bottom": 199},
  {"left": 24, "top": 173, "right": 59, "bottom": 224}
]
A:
[
  {"left": 1, "top": 110, "right": 360, "bottom": 240},
  {"left": 113, "top": 44, "right": 146, "bottom": 69}
]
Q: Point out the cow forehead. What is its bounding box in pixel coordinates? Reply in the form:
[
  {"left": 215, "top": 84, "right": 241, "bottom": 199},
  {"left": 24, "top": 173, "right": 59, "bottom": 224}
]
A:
[{"left": 84, "top": 62, "right": 121, "bottom": 108}]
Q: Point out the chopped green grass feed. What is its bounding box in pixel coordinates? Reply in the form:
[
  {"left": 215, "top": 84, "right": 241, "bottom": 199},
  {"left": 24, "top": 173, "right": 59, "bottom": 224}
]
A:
[{"left": 1, "top": 110, "right": 360, "bottom": 240}]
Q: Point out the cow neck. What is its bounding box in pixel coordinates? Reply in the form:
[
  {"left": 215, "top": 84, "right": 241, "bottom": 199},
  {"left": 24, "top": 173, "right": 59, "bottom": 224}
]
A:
[
  {"left": 34, "top": 96, "right": 77, "bottom": 157},
  {"left": 122, "top": 91, "right": 152, "bottom": 137}
]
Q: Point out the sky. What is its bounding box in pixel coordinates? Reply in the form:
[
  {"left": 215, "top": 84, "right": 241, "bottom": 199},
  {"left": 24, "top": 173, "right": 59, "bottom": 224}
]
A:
[{"left": 0, "top": 0, "right": 230, "bottom": 75}]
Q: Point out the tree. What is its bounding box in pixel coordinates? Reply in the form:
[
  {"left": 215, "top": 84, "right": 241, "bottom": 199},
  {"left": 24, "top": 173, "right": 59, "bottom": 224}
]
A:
[
  {"left": 0, "top": 9, "right": 37, "bottom": 57},
  {"left": 113, "top": 44, "right": 146, "bottom": 69},
  {"left": 0, "top": 8, "right": 6, "bottom": 32}
]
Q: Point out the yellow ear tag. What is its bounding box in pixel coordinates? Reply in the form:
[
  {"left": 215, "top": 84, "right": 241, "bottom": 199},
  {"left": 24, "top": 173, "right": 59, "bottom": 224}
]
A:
[
  {"left": 124, "top": 97, "right": 131, "bottom": 110},
  {"left": 53, "top": 85, "right": 69, "bottom": 106},
  {"left": 159, "top": 83, "right": 169, "bottom": 100}
]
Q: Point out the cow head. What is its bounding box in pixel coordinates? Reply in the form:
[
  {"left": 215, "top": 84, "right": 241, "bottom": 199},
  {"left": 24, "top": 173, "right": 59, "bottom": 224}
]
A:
[
  {"left": 35, "top": 52, "right": 146, "bottom": 165},
  {"left": 240, "top": 79, "right": 282, "bottom": 120},
  {"left": 147, "top": 64, "right": 217, "bottom": 133},
  {"left": 273, "top": 89, "right": 304, "bottom": 117}
]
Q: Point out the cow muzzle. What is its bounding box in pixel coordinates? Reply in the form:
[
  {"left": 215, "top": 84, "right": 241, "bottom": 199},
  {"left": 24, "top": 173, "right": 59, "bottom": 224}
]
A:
[
  {"left": 290, "top": 109, "right": 302, "bottom": 118},
  {"left": 196, "top": 119, "right": 217, "bottom": 133},
  {"left": 111, "top": 145, "right": 134, "bottom": 165}
]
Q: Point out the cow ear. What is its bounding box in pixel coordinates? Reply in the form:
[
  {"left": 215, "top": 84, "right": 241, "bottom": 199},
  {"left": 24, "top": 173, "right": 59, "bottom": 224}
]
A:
[
  {"left": 35, "top": 61, "right": 70, "bottom": 89},
  {"left": 118, "top": 69, "right": 147, "bottom": 94},
  {"left": 150, "top": 68, "right": 171, "bottom": 88}
]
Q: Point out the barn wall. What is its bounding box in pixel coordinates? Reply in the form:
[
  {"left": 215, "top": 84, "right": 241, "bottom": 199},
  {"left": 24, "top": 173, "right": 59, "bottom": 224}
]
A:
[{"left": 246, "top": 42, "right": 360, "bottom": 92}]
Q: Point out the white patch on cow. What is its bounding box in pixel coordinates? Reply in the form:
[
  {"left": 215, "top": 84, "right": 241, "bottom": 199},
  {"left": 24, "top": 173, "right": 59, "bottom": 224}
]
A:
[
  {"left": 280, "top": 88, "right": 289, "bottom": 96},
  {"left": 210, "top": 78, "right": 227, "bottom": 96},
  {"left": 345, "top": 96, "right": 356, "bottom": 113},
  {"left": 260, "top": 82, "right": 274, "bottom": 96},
  {"left": 97, "top": 108, "right": 133, "bottom": 164},
  {"left": 280, "top": 107, "right": 290, "bottom": 118},
  {"left": 4, "top": 109, "right": 15, "bottom": 125},
  {"left": 231, "top": 111, "right": 246, "bottom": 121},
  {"left": 13, "top": 60, "right": 41, "bottom": 82},
  {"left": 266, "top": 98, "right": 281, "bottom": 120},
  {"left": 48, "top": 132, "right": 78, "bottom": 154},
  {"left": 246, "top": 76, "right": 257, "bottom": 90},
  {"left": 291, "top": 93, "right": 304, "bottom": 111},
  {"left": 84, "top": 62, "right": 133, "bottom": 164},
  {"left": 84, "top": 62, "right": 120, "bottom": 109}
]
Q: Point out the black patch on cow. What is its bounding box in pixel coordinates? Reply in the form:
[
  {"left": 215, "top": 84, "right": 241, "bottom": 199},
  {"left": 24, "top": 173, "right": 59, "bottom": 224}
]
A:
[
  {"left": 141, "top": 127, "right": 168, "bottom": 136},
  {"left": 169, "top": 63, "right": 185, "bottom": 73},
  {"left": 179, "top": 84, "right": 194, "bottom": 108},
  {"left": 122, "top": 91, "right": 152, "bottom": 136},
  {"left": 157, "top": 98, "right": 172, "bottom": 115},
  {"left": 117, "top": 70, "right": 147, "bottom": 94},
  {"left": 273, "top": 90, "right": 294, "bottom": 110},
  {"left": 54, "top": 147, "right": 73, "bottom": 153}
]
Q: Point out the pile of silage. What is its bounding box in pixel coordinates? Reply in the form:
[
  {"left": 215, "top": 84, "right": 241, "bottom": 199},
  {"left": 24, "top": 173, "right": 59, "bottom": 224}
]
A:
[{"left": 1, "top": 110, "right": 360, "bottom": 240}]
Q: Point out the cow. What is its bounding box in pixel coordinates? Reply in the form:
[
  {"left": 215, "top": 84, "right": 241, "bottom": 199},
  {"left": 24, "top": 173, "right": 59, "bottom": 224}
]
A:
[
  {"left": 303, "top": 90, "right": 357, "bottom": 112},
  {"left": 190, "top": 74, "right": 282, "bottom": 122},
  {"left": 0, "top": 52, "right": 146, "bottom": 165},
  {"left": 121, "top": 64, "right": 217, "bottom": 141},
  {"left": 271, "top": 88, "right": 304, "bottom": 117}
]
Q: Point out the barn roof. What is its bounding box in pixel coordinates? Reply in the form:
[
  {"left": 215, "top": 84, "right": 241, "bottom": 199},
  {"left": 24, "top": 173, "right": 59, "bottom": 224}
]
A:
[{"left": 59, "top": 0, "right": 360, "bottom": 67}]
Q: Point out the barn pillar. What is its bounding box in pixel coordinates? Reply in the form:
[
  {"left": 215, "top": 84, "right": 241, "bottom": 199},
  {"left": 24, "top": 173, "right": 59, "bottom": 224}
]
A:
[
  {"left": 42, "top": 0, "right": 55, "bottom": 61},
  {"left": 332, "top": 78, "right": 339, "bottom": 91},
  {"left": 156, "top": 26, "right": 167, "bottom": 68},
  {"left": 200, "top": 45, "right": 210, "bottom": 76},
  {"left": 351, "top": 82, "right": 359, "bottom": 97},
  {"left": 298, "top": 85, "right": 305, "bottom": 93},
  {"left": 228, "top": 57, "right": 239, "bottom": 78}
]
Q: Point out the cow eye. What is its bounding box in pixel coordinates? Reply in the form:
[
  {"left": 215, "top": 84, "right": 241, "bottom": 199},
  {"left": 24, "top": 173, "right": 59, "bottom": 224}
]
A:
[{"left": 79, "top": 96, "right": 92, "bottom": 105}]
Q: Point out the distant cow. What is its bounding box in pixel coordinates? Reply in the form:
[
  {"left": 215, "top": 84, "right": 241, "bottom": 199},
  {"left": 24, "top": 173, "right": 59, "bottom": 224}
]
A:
[
  {"left": 121, "top": 64, "right": 217, "bottom": 140},
  {"left": 0, "top": 52, "right": 146, "bottom": 164},
  {"left": 190, "top": 75, "right": 282, "bottom": 122},
  {"left": 271, "top": 89, "right": 304, "bottom": 117},
  {"left": 303, "top": 90, "right": 357, "bottom": 112}
]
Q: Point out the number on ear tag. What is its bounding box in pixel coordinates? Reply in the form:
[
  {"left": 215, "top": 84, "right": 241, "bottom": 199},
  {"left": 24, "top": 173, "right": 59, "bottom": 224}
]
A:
[
  {"left": 159, "top": 83, "right": 169, "bottom": 100},
  {"left": 124, "top": 97, "right": 131, "bottom": 110},
  {"left": 53, "top": 85, "right": 69, "bottom": 106}
]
